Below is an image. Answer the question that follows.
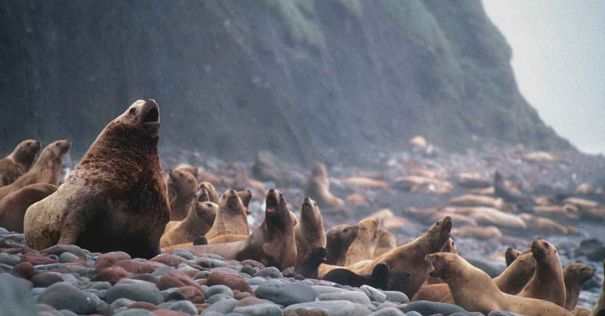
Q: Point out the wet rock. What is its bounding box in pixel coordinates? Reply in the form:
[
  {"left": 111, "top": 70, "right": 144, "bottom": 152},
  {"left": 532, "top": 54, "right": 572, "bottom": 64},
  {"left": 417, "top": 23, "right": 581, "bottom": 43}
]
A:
[
  {"left": 0, "top": 273, "right": 37, "bottom": 316},
  {"left": 171, "top": 286, "right": 205, "bottom": 304},
  {"left": 157, "top": 270, "right": 198, "bottom": 290},
  {"left": 285, "top": 300, "right": 371, "bottom": 316},
  {"left": 0, "top": 253, "right": 20, "bottom": 265},
  {"left": 31, "top": 272, "right": 64, "bottom": 288},
  {"left": 206, "top": 293, "right": 233, "bottom": 305},
  {"left": 204, "top": 284, "right": 234, "bottom": 298},
  {"left": 129, "top": 301, "right": 159, "bottom": 310},
  {"left": 172, "top": 250, "right": 195, "bottom": 261},
  {"left": 254, "top": 267, "right": 283, "bottom": 279},
  {"left": 403, "top": 300, "right": 469, "bottom": 315},
  {"left": 105, "top": 280, "right": 163, "bottom": 304},
  {"left": 318, "top": 291, "right": 371, "bottom": 305},
  {"left": 37, "top": 282, "right": 99, "bottom": 314},
  {"left": 93, "top": 266, "right": 131, "bottom": 284},
  {"left": 59, "top": 252, "right": 79, "bottom": 263},
  {"left": 95, "top": 251, "right": 132, "bottom": 269},
  {"left": 256, "top": 279, "right": 316, "bottom": 306}
]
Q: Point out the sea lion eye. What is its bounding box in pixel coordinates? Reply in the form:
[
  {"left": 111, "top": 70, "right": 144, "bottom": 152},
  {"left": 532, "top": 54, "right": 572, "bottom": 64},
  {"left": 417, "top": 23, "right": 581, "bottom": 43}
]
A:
[{"left": 129, "top": 108, "right": 136, "bottom": 115}]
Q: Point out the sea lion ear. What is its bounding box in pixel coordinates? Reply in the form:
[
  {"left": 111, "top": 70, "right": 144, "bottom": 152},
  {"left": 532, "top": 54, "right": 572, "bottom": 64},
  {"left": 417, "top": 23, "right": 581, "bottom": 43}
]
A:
[{"left": 237, "top": 190, "right": 252, "bottom": 208}]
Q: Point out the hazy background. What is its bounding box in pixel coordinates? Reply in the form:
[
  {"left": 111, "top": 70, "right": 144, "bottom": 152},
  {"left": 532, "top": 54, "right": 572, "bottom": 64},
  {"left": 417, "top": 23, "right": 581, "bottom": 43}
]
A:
[{"left": 483, "top": 0, "right": 605, "bottom": 155}]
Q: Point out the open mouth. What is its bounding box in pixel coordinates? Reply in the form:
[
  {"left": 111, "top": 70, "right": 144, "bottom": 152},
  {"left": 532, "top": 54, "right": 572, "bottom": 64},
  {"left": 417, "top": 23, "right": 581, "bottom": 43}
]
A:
[
  {"left": 143, "top": 105, "right": 160, "bottom": 124},
  {"left": 266, "top": 194, "right": 279, "bottom": 214}
]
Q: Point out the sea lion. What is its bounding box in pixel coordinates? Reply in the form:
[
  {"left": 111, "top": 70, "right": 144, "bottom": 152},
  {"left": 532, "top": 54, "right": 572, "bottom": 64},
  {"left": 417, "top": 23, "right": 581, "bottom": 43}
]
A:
[
  {"left": 374, "top": 229, "right": 396, "bottom": 258},
  {"left": 455, "top": 172, "right": 491, "bottom": 189},
  {"left": 325, "top": 224, "right": 359, "bottom": 265},
  {"left": 341, "top": 217, "right": 452, "bottom": 297},
  {"left": 0, "top": 139, "right": 41, "bottom": 186},
  {"left": 0, "top": 183, "right": 57, "bottom": 233},
  {"left": 453, "top": 225, "right": 502, "bottom": 240},
  {"left": 0, "top": 140, "right": 70, "bottom": 200},
  {"left": 174, "top": 163, "right": 198, "bottom": 179},
  {"left": 304, "top": 162, "right": 344, "bottom": 210},
  {"left": 324, "top": 262, "right": 394, "bottom": 290},
  {"left": 338, "top": 176, "right": 389, "bottom": 190},
  {"left": 294, "top": 197, "right": 326, "bottom": 267},
  {"left": 166, "top": 168, "right": 198, "bottom": 221},
  {"left": 197, "top": 181, "right": 219, "bottom": 203},
  {"left": 184, "top": 188, "right": 297, "bottom": 270},
  {"left": 448, "top": 194, "right": 504, "bottom": 209},
  {"left": 520, "top": 239, "right": 566, "bottom": 307},
  {"left": 296, "top": 247, "right": 327, "bottom": 279},
  {"left": 563, "top": 262, "right": 595, "bottom": 311},
  {"left": 505, "top": 247, "right": 521, "bottom": 267},
  {"left": 442, "top": 206, "right": 526, "bottom": 230},
  {"left": 207, "top": 234, "right": 248, "bottom": 244},
  {"left": 24, "top": 99, "right": 169, "bottom": 258},
  {"left": 520, "top": 213, "right": 575, "bottom": 235},
  {"left": 425, "top": 252, "right": 572, "bottom": 315},
  {"left": 413, "top": 250, "right": 535, "bottom": 302},
  {"left": 204, "top": 189, "right": 251, "bottom": 240},
  {"left": 494, "top": 171, "right": 532, "bottom": 205},
  {"left": 345, "top": 216, "right": 379, "bottom": 266},
  {"left": 160, "top": 201, "right": 217, "bottom": 248},
  {"left": 594, "top": 260, "right": 605, "bottom": 316},
  {"left": 533, "top": 203, "right": 580, "bottom": 221}
]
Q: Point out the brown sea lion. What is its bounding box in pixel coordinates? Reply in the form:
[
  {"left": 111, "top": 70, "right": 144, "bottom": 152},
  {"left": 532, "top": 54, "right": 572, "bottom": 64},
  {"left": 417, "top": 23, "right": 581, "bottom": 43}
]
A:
[
  {"left": 520, "top": 214, "right": 575, "bottom": 235},
  {"left": 296, "top": 247, "right": 326, "bottom": 279},
  {"left": 594, "top": 260, "right": 605, "bottom": 316},
  {"left": 197, "top": 181, "right": 219, "bottom": 204},
  {"left": 339, "top": 217, "right": 452, "bottom": 297},
  {"left": 324, "top": 262, "right": 394, "bottom": 290},
  {"left": 185, "top": 188, "right": 298, "bottom": 270},
  {"left": 207, "top": 234, "right": 248, "bottom": 244},
  {"left": 563, "top": 262, "right": 595, "bottom": 311},
  {"left": 374, "top": 229, "right": 396, "bottom": 258},
  {"left": 160, "top": 201, "right": 217, "bottom": 248},
  {"left": 0, "top": 140, "right": 70, "bottom": 200},
  {"left": 425, "top": 252, "right": 572, "bottom": 315},
  {"left": 204, "top": 189, "right": 251, "bottom": 240},
  {"left": 23, "top": 99, "right": 169, "bottom": 258},
  {"left": 294, "top": 197, "right": 326, "bottom": 267},
  {"left": 304, "top": 162, "right": 344, "bottom": 210},
  {"left": 0, "top": 183, "right": 57, "bottom": 232},
  {"left": 520, "top": 239, "right": 566, "bottom": 307},
  {"left": 166, "top": 168, "right": 198, "bottom": 221},
  {"left": 0, "top": 139, "right": 41, "bottom": 186},
  {"left": 494, "top": 171, "right": 532, "bottom": 205},
  {"left": 325, "top": 224, "right": 359, "bottom": 266},
  {"left": 174, "top": 163, "right": 198, "bottom": 179},
  {"left": 449, "top": 194, "right": 504, "bottom": 209},
  {"left": 345, "top": 216, "right": 379, "bottom": 266},
  {"left": 505, "top": 247, "right": 521, "bottom": 267},
  {"left": 453, "top": 225, "right": 502, "bottom": 240}
]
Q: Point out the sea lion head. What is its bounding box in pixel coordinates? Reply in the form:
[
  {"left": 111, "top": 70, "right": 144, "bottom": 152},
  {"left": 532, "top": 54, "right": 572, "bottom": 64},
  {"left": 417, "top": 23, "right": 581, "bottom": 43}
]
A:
[
  {"left": 425, "top": 252, "right": 459, "bottom": 280},
  {"left": 219, "top": 189, "right": 247, "bottom": 217},
  {"left": 505, "top": 247, "right": 521, "bottom": 266},
  {"left": 238, "top": 190, "right": 252, "bottom": 215},
  {"left": 565, "top": 262, "right": 596, "bottom": 283},
  {"left": 11, "top": 139, "right": 41, "bottom": 168},
  {"left": 372, "top": 261, "right": 391, "bottom": 280},
  {"left": 440, "top": 237, "right": 457, "bottom": 254},
  {"left": 327, "top": 224, "right": 359, "bottom": 247},
  {"left": 174, "top": 164, "right": 198, "bottom": 179},
  {"left": 301, "top": 197, "right": 322, "bottom": 226},
  {"left": 312, "top": 162, "right": 327, "bottom": 177},
  {"left": 530, "top": 239, "right": 558, "bottom": 261},
  {"left": 305, "top": 247, "right": 327, "bottom": 266},
  {"left": 358, "top": 216, "right": 379, "bottom": 243},
  {"left": 264, "top": 188, "right": 296, "bottom": 232},
  {"left": 38, "top": 139, "right": 71, "bottom": 165},
  {"left": 102, "top": 99, "right": 161, "bottom": 146},
  {"left": 197, "top": 182, "right": 219, "bottom": 203},
  {"left": 195, "top": 201, "right": 218, "bottom": 225},
  {"left": 426, "top": 216, "right": 452, "bottom": 252},
  {"left": 168, "top": 169, "right": 198, "bottom": 200}
]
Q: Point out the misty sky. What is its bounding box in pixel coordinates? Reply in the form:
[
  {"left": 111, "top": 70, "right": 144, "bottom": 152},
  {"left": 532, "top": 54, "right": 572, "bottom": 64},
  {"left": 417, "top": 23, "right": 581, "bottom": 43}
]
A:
[{"left": 482, "top": 0, "right": 605, "bottom": 155}]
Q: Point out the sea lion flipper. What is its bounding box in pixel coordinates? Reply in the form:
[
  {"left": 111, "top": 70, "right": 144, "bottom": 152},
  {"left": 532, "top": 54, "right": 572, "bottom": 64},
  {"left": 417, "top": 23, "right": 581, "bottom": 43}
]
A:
[{"left": 57, "top": 199, "right": 98, "bottom": 245}]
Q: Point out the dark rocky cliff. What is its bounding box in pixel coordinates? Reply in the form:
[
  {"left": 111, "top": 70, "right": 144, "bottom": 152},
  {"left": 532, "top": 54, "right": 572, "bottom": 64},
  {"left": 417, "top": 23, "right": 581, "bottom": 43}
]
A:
[{"left": 0, "top": 0, "right": 571, "bottom": 164}]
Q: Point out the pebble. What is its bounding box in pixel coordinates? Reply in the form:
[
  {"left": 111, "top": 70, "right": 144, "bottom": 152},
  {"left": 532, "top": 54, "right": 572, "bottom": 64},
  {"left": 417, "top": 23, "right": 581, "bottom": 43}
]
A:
[
  {"left": 254, "top": 267, "right": 283, "bottom": 278},
  {"left": 256, "top": 279, "right": 317, "bottom": 306},
  {"left": 360, "top": 285, "right": 387, "bottom": 303},
  {"left": 0, "top": 273, "right": 37, "bottom": 316},
  {"left": 318, "top": 291, "right": 371, "bottom": 305},
  {"left": 36, "top": 282, "right": 99, "bottom": 314},
  {"left": 31, "top": 272, "right": 64, "bottom": 288},
  {"left": 233, "top": 303, "right": 283, "bottom": 316},
  {"left": 105, "top": 279, "right": 163, "bottom": 304},
  {"left": 59, "top": 252, "right": 79, "bottom": 263},
  {"left": 383, "top": 291, "right": 409, "bottom": 304},
  {"left": 367, "top": 307, "right": 405, "bottom": 316},
  {"left": 44, "top": 245, "right": 87, "bottom": 259},
  {"left": 206, "top": 293, "right": 234, "bottom": 304},
  {"left": 158, "top": 300, "right": 198, "bottom": 315},
  {"left": 404, "top": 300, "right": 469, "bottom": 315},
  {"left": 488, "top": 312, "right": 524, "bottom": 316},
  {"left": 204, "top": 284, "right": 234, "bottom": 298},
  {"left": 285, "top": 300, "right": 371, "bottom": 316},
  {"left": 114, "top": 308, "right": 155, "bottom": 316},
  {"left": 202, "top": 298, "right": 238, "bottom": 315},
  {"left": 173, "top": 250, "right": 195, "bottom": 261},
  {"left": 0, "top": 253, "right": 20, "bottom": 265},
  {"left": 206, "top": 271, "right": 253, "bottom": 293}
]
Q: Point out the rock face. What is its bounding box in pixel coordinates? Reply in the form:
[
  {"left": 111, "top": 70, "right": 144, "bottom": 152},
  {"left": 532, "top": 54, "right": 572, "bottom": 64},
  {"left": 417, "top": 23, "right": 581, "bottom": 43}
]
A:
[{"left": 0, "top": 0, "right": 570, "bottom": 163}]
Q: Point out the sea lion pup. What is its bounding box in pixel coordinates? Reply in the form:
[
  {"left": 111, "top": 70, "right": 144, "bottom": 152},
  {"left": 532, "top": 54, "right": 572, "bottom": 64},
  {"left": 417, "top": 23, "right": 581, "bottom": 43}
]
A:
[
  {"left": 594, "top": 260, "right": 605, "bottom": 316},
  {"left": 413, "top": 249, "right": 536, "bottom": 303},
  {"left": 325, "top": 224, "right": 359, "bottom": 265},
  {"left": 520, "top": 239, "right": 566, "bottom": 307},
  {"left": 344, "top": 217, "right": 452, "bottom": 297},
  {"left": 24, "top": 100, "right": 169, "bottom": 258},
  {"left": 324, "top": 262, "right": 393, "bottom": 290},
  {"left": 425, "top": 252, "right": 572, "bottom": 316},
  {"left": 185, "top": 189, "right": 298, "bottom": 270},
  {"left": 0, "top": 183, "right": 57, "bottom": 233},
  {"left": 345, "top": 216, "right": 379, "bottom": 266},
  {"left": 0, "top": 139, "right": 41, "bottom": 187},
  {"left": 174, "top": 163, "right": 198, "bottom": 179},
  {"left": 304, "top": 162, "right": 344, "bottom": 210},
  {"left": 204, "top": 189, "right": 251, "bottom": 241},
  {"left": 505, "top": 247, "right": 521, "bottom": 266},
  {"left": 0, "top": 140, "right": 70, "bottom": 200},
  {"left": 197, "top": 181, "right": 219, "bottom": 203},
  {"left": 374, "top": 229, "right": 397, "bottom": 258},
  {"left": 160, "top": 201, "right": 217, "bottom": 248},
  {"left": 296, "top": 247, "right": 327, "bottom": 279},
  {"left": 563, "top": 263, "right": 595, "bottom": 311},
  {"left": 166, "top": 168, "right": 198, "bottom": 221},
  {"left": 294, "top": 197, "right": 326, "bottom": 267}
]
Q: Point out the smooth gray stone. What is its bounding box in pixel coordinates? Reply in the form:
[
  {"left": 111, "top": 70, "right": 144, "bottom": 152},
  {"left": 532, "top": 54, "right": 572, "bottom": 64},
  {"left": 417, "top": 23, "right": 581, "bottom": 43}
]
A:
[
  {"left": 204, "top": 284, "right": 234, "bottom": 298},
  {"left": 233, "top": 303, "right": 283, "bottom": 316},
  {"left": 255, "top": 279, "right": 316, "bottom": 306},
  {"left": 37, "top": 282, "right": 99, "bottom": 314},
  {"left": 113, "top": 308, "right": 155, "bottom": 316},
  {"left": 202, "top": 298, "right": 238, "bottom": 315},
  {"left": 254, "top": 267, "right": 283, "bottom": 279},
  {"left": 383, "top": 291, "right": 409, "bottom": 304},
  {"left": 105, "top": 280, "right": 162, "bottom": 304},
  {"left": 360, "top": 285, "right": 387, "bottom": 303},
  {"left": 0, "top": 273, "right": 37, "bottom": 316},
  {"left": 318, "top": 291, "right": 371, "bottom": 305},
  {"left": 368, "top": 307, "right": 405, "bottom": 316},
  {"left": 159, "top": 300, "right": 197, "bottom": 315},
  {"left": 404, "top": 300, "right": 469, "bottom": 316},
  {"left": 285, "top": 300, "right": 372, "bottom": 316}
]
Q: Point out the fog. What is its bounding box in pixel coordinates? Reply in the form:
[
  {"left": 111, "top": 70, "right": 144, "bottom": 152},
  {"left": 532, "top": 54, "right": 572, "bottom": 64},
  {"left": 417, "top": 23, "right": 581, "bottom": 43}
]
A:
[{"left": 483, "top": 0, "right": 605, "bottom": 155}]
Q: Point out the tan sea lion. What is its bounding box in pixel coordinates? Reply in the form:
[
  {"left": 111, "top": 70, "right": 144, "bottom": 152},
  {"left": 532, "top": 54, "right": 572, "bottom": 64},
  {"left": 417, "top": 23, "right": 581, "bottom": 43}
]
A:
[
  {"left": 207, "top": 234, "right": 248, "bottom": 244},
  {"left": 0, "top": 183, "right": 57, "bottom": 232},
  {"left": 453, "top": 225, "right": 502, "bottom": 240},
  {"left": 520, "top": 214, "right": 575, "bottom": 235},
  {"left": 563, "top": 262, "right": 595, "bottom": 311},
  {"left": 0, "top": 139, "right": 41, "bottom": 186},
  {"left": 374, "top": 229, "right": 396, "bottom": 258},
  {"left": 197, "top": 181, "right": 220, "bottom": 203},
  {"left": 294, "top": 197, "right": 326, "bottom": 267},
  {"left": 0, "top": 140, "right": 70, "bottom": 200},
  {"left": 166, "top": 168, "right": 198, "bottom": 221},
  {"left": 339, "top": 217, "right": 452, "bottom": 297},
  {"left": 174, "top": 163, "right": 198, "bottom": 179},
  {"left": 449, "top": 194, "right": 504, "bottom": 209},
  {"left": 23, "top": 99, "right": 169, "bottom": 258},
  {"left": 345, "top": 216, "right": 379, "bottom": 266},
  {"left": 184, "top": 189, "right": 297, "bottom": 269},
  {"left": 520, "top": 239, "right": 566, "bottom": 307},
  {"left": 443, "top": 206, "right": 526, "bottom": 230},
  {"left": 505, "top": 247, "right": 521, "bottom": 267},
  {"left": 204, "top": 189, "right": 251, "bottom": 240},
  {"left": 325, "top": 224, "right": 359, "bottom": 266},
  {"left": 534, "top": 204, "right": 580, "bottom": 221},
  {"left": 160, "top": 201, "right": 217, "bottom": 248},
  {"left": 304, "top": 162, "right": 344, "bottom": 210},
  {"left": 338, "top": 176, "right": 389, "bottom": 190},
  {"left": 594, "top": 260, "right": 605, "bottom": 316},
  {"left": 425, "top": 252, "right": 572, "bottom": 315}
]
